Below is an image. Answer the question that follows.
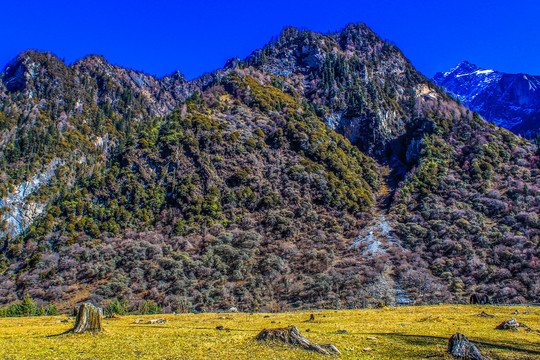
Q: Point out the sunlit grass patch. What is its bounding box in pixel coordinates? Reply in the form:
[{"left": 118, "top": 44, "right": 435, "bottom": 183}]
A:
[{"left": 0, "top": 305, "right": 538, "bottom": 359}]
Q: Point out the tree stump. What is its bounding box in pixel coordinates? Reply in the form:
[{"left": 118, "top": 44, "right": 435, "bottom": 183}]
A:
[
  {"left": 495, "top": 318, "right": 526, "bottom": 330},
  {"left": 72, "top": 303, "right": 103, "bottom": 334},
  {"left": 303, "top": 314, "right": 315, "bottom": 322},
  {"left": 475, "top": 311, "right": 495, "bottom": 318},
  {"left": 255, "top": 325, "right": 340, "bottom": 355},
  {"left": 447, "top": 333, "right": 488, "bottom": 360}
]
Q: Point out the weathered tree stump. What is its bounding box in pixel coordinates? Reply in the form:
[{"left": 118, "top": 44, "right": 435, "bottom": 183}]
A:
[
  {"left": 72, "top": 303, "right": 103, "bottom": 334},
  {"left": 447, "top": 333, "right": 488, "bottom": 360},
  {"left": 255, "top": 325, "right": 340, "bottom": 355}
]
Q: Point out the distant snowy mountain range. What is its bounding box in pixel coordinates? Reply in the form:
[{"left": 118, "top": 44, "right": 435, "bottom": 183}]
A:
[{"left": 433, "top": 61, "right": 540, "bottom": 137}]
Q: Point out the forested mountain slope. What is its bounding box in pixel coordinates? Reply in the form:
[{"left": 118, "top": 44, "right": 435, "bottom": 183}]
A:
[{"left": 0, "top": 23, "right": 538, "bottom": 312}]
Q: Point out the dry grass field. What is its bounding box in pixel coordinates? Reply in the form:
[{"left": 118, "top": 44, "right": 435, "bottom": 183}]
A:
[{"left": 0, "top": 305, "right": 539, "bottom": 359}]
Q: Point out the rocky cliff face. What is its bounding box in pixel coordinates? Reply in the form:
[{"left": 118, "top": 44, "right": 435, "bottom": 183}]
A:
[
  {"left": 0, "top": 159, "right": 61, "bottom": 238},
  {"left": 433, "top": 61, "right": 540, "bottom": 137}
]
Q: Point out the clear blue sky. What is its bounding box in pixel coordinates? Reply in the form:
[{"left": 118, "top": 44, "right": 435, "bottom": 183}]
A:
[{"left": 1, "top": 0, "right": 539, "bottom": 79}]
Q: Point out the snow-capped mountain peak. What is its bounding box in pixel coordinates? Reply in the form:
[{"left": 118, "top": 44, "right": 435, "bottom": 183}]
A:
[
  {"left": 443, "top": 60, "right": 484, "bottom": 77},
  {"left": 433, "top": 62, "right": 540, "bottom": 136}
]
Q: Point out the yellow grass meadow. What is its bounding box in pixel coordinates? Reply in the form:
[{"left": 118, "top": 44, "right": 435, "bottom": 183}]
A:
[{"left": 0, "top": 305, "right": 539, "bottom": 359}]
